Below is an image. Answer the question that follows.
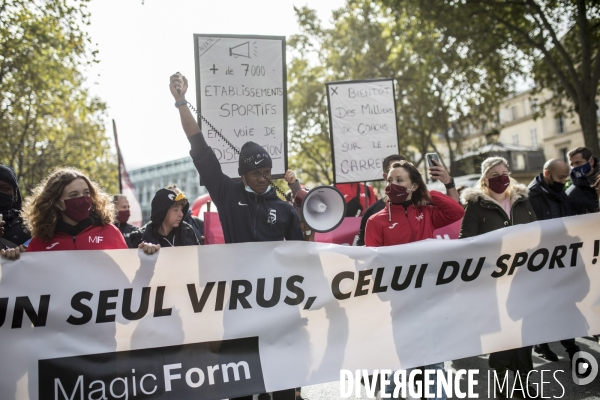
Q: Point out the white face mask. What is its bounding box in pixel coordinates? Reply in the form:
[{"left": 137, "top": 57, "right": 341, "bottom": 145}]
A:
[{"left": 245, "top": 184, "right": 272, "bottom": 195}]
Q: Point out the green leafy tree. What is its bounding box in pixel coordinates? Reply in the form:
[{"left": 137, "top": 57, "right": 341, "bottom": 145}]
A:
[
  {"left": 287, "top": 1, "right": 510, "bottom": 183},
  {"left": 379, "top": 0, "right": 600, "bottom": 156},
  {"left": 0, "top": 0, "right": 117, "bottom": 194}
]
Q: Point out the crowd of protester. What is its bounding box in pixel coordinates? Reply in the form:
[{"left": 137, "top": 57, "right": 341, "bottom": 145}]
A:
[{"left": 0, "top": 72, "right": 598, "bottom": 400}]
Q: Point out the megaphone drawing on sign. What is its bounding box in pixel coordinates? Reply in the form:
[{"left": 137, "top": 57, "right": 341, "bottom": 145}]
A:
[
  {"left": 293, "top": 186, "right": 346, "bottom": 233},
  {"left": 229, "top": 41, "right": 250, "bottom": 58}
]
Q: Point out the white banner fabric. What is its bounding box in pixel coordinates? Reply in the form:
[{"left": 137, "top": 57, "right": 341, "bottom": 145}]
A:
[{"left": 0, "top": 214, "right": 599, "bottom": 399}]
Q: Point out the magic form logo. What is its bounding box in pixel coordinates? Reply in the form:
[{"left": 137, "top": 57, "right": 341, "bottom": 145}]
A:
[{"left": 39, "top": 337, "right": 265, "bottom": 400}]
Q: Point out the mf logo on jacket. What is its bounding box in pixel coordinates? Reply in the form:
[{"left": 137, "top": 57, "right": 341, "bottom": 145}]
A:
[
  {"left": 267, "top": 209, "right": 276, "bottom": 225},
  {"left": 89, "top": 236, "right": 103, "bottom": 244},
  {"left": 415, "top": 213, "right": 424, "bottom": 221}
]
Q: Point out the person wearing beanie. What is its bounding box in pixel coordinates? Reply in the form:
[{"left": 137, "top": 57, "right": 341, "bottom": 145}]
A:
[
  {"left": 129, "top": 189, "right": 199, "bottom": 249},
  {"left": 0, "top": 164, "right": 30, "bottom": 249},
  {"left": 169, "top": 72, "right": 303, "bottom": 245},
  {"left": 113, "top": 194, "right": 138, "bottom": 247},
  {"left": 170, "top": 72, "right": 303, "bottom": 400}
]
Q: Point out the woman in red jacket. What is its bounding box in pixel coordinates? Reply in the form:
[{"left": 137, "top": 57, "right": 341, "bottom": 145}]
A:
[
  {"left": 3, "top": 168, "right": 127, "bottom": 258},
  {"left": 365, "top": 160, "right": 464, "bottom": 247},
  {"left": 364, "top": 160, "right": 464, "bottom": 400}
]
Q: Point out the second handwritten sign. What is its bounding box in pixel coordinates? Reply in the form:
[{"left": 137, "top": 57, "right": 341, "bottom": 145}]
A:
[{"left": 326, "top": 79, "right": 399, "bottom": 183}]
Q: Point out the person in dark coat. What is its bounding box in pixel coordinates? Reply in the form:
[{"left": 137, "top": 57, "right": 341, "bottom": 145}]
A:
[
  {"left": 166, "top": 184, "right": 205, "bottom": 243},
  {"left": 170, "top": 72, "right": 303, "bottom": 400},
  {"left": 459, "top": 156, "right": 537, "bottom": 398},
  {"left": 527, "top": 159, "right": 581, "bottom": 362},
  {"left": 113, "top": 194, "right": 138, "bottom": 247},
  {"left": 0, "top": 165, "right": 31, "bottom": 249},
  {"left": 528, "top": 159, "right": 573, "bottom": 221},
  {"left": 129, "top": 189, "right": 199, "bottom": 249},
  {"left": 566, "top": 147, "right": 599, "bottom": 215}
]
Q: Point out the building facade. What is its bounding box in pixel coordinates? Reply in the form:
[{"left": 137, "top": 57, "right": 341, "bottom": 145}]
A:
[
  {"left": 457, "top": 88, "right": 599, "bottom": 173},
  {"left": 129, "top": 157, "right": 207, "bottom": 224}
]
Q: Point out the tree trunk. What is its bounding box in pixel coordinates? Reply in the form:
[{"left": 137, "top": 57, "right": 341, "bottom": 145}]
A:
[{"left": 577, "top": 95, "right": 600, "bottom": 156}]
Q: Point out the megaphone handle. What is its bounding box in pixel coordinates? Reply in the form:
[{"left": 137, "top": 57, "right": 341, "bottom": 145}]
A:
[{"left": 183, "top": 101, "right": 286, "bottom": 198}]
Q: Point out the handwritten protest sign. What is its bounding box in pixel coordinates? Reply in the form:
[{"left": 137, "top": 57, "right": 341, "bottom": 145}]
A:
[
  {"left": 326, "top": 79, "right": 399, "bottom": 183},
  {"left": 194, "top": 34, "right": 287, "bottom": 179}
]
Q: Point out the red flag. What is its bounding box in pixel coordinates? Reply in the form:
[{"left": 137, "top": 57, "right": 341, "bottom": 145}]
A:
[{"left": 113, "top": 120, "right": 143, "bottom": 227}]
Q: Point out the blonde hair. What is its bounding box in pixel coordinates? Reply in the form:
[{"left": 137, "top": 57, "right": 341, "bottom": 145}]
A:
[
  {"left": 22, "top": 167, "right": 115, "bottom": 241},
  {"left": 478, "top": 156, "right": 512, "bottom": 198}
]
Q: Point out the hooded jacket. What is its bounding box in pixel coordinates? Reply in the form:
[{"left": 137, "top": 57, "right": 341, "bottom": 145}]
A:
[
  {"left": 188, "top": 133, "right": 303, "bottom": 244},
  {"left": 129, "top": 189, "right": 199, "bottom": 248},
  {"left": 0, "top": 165, "right": 31, "bottom": 248},
  {"left": 527, "top": 173, "right": 573, "bottom": 220},
  {"left": 459, "top": 181, "right": 536, "bottom": 238},
  {"left": 365, "top": 190, "right": 464, "bottom": 247},
  {"left": 566, "top": 156, "right": 599, "bottom": 215}
]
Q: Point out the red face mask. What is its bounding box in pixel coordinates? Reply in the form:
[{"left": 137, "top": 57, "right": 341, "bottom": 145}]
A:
[
  {"left": 62, "top": 196, "right": 92, "bottom": 222},
  {"left": 487, "top": 175, "right": 510, "bottom": 194},
  {"left": 385, "top": 183, "right": 412, "bottom": 203},
  {"left": 117, "top": 209, "right": 130, "bottom": 224}
]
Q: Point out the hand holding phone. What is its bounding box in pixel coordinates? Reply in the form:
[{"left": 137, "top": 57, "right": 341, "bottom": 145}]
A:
[{"left": 426, "top": 153, "right": 440, "bottom": 181}]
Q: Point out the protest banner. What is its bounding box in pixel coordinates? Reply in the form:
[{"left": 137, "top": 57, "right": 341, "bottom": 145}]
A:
[
  {"left": 326, "top": 79, "right": 399, "bottom": 183},
  {"left": 0, "top": 214, "right": 599, "bottom": 399},
  {"left": 194, "top": 34, "right": 287, "bottom": 180}
]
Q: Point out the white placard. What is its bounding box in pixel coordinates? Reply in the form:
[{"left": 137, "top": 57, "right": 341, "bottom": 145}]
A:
[
  {"left": 327, "top": 79, "right": 399, "bottom": 183},
  {"left": 195, "top": 35, "right": 287, "bottom": 179}
]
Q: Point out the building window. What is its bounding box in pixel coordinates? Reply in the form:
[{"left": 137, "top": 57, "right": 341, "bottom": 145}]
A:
[
  {"left": 530, "top": 128, "right": 538, "bottom": 148},
  {"left": 512, "top": 133, "right": 519, "bottom": 145},
  {"left": 560, "top": 148, "right": 568, "bottom": 163},
  {"left": 531, "top": 98, "right": 538, "bottom": 113},
  {"left": 511, "top": 106, "right": 518, "bottom": 120},
  {"left": 511, "top": 153, "right": 526, "bottom": 170},
  {"left": 556, "top": 116, "right": 565, "bottom": 134}
]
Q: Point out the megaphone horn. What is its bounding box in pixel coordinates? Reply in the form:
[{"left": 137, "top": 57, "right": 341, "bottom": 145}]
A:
[
  {"left": 229, "top": 41, "right": 250, "bottom": 58},
  {"left": 294, "top": 186, "right": 346, "bottom": 233}
]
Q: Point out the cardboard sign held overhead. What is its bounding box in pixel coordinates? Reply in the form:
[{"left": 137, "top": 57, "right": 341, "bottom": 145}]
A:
[
  {"left": 326, "top": 79, "right": 399, "bottom": 183},
  {"left": 194, "top": 34, "right": 288, "bottom": 180}
]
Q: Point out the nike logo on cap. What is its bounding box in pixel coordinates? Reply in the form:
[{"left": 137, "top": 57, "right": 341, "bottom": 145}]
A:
[{"left": 255, "top": 160, "right": 264, "bottom": 165}]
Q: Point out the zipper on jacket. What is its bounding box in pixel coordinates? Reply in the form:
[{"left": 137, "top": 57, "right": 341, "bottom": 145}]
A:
[{"left": 72, "top": 236, "right": 77, "bottom": 250}]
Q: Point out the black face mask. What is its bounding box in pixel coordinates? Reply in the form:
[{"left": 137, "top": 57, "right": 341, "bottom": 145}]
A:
[
  {"left": 547, "top": 178, "right": 565, "bottom": 193},
  {"left": 0, "top": 192, "right": 14, "bottom": 211}
]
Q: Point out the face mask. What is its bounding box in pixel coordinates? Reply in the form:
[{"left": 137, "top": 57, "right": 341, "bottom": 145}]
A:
[
  {"left": 245, "top": 184, "right": 272, "bottom": 195},
  {"left": 548, "top": 179, "right": 565, "bottom": 193},
  {"left": 487, "top": 175, "right": 510, "bottom": 194},
  {"left": 61, "top": 196, "right": 92, "bottom": 222},
  {"left": 571, "top": 161, "right": 592, "bottom": 179},
  {"left": 117, "top": 209, "right": 130, "bottom": 224},
  {"left": 386, "top": 183, "right": 413, "bottom": 203},
  {"left": 0, "top": 192, "right": 13, "bottom": 211}
]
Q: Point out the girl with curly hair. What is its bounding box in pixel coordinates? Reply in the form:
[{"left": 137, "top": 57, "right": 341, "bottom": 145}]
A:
[{"left": 1, "top": 168, "right": 127, "bottom": 259}]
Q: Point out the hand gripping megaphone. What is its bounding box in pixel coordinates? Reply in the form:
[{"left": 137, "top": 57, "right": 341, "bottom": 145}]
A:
[{"left": 293, "top": 186, "right": 347, "bottom": 233}]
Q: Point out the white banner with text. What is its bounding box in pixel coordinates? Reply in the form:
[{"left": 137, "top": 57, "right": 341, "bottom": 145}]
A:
[{"left": 0, "top": 214, "right": 599, "bottom": 399}]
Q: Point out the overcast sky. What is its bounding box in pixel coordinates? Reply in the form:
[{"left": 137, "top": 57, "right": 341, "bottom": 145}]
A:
[{"left": 85, "top": 0, "right": 345, "bottom": 170}]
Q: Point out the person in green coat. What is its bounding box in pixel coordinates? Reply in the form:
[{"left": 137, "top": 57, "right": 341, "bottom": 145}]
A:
[{"left": 459, "top": 156, "right": 537, "bottom": 398}]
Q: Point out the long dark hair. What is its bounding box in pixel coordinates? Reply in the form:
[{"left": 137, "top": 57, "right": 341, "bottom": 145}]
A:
[{"left": 386, "top": 161, "right": 433, "bottom": 205}]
